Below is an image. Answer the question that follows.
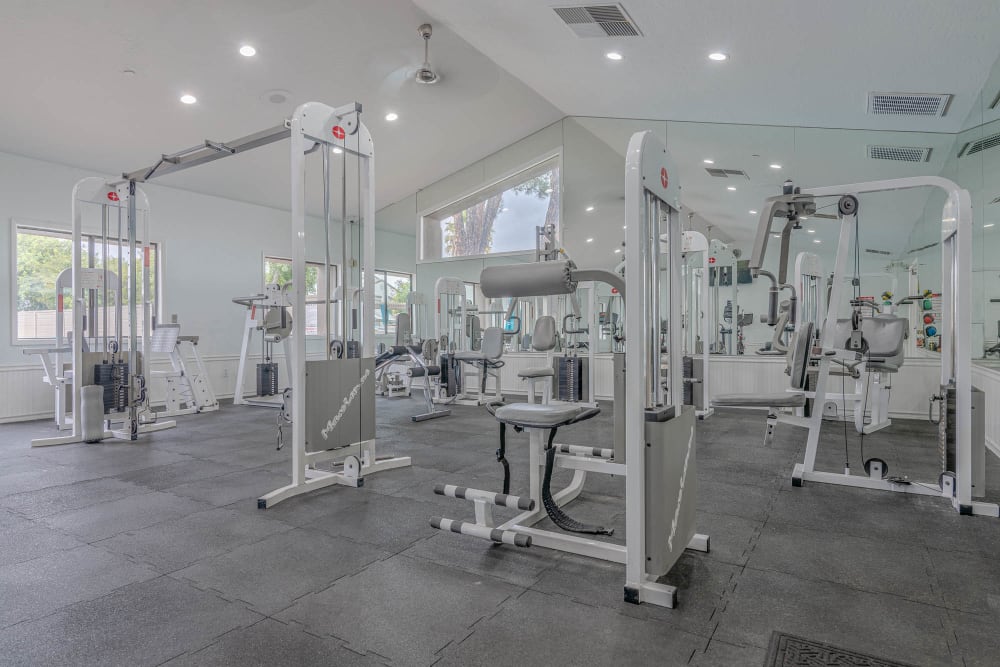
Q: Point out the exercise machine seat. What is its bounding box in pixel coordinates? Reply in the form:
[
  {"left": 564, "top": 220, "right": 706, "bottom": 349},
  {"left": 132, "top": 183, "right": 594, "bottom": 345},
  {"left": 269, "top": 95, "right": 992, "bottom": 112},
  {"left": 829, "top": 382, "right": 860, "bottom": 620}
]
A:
[
  {"left": 493, "top": 403, "right": 599, "bottom": 429},
  {"left": 520, "top": 366, "right": 555, "bottom": 378},
  {"left": 454, "top": 327, "right": 505, "bottom": 362},
  {"left": 713, "top": 392, "right": 806, "bottom": 408},
  {"left": 831, "top": 316, "right": 906, "bottom": 372},
  {"left": 862, "top": 316, "right": 906, "bottom": 372},
  {"left": 713, "top": 323, "right": 814, "bottom": 409}
]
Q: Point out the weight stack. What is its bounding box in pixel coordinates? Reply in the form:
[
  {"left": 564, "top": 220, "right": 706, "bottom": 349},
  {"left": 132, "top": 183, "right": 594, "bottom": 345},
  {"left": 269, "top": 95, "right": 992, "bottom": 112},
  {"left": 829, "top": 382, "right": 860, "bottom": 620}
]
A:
[
  {"left": 682, "top": 356, "right": 693, "bottom": 406},
  {"left": 556, "top": 356, "right": 583, "bottom": 402},
  {"left": 93, "top": 362, "right": 128, "bottom": 413},
  {"left": 257, "top": 362, "right": 279, "bottom": 397},
  {"left": 938, "top": 384, "right": 986, "bottom": 496}
]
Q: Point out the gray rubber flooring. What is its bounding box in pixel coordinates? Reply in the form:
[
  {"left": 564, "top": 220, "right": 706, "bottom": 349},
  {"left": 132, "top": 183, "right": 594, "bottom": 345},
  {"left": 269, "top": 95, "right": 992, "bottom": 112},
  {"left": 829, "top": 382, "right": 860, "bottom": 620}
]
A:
[{"left": 1, "top": 398, "right": 999, "bottom": 666}]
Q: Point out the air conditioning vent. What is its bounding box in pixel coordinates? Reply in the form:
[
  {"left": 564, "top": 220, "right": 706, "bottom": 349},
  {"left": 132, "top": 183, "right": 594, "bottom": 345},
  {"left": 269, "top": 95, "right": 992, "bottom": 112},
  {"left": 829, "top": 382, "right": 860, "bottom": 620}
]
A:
[
  {"left": 865, "top": 248, "right": 892, "bottom": 256},
  {"left": 867, "top": 144, "right": 931, "bottom": 162},
  {"left": 705, "top": 168, "right": 749, "bottom": 179},
  {"left": 989, "top": 195, "right": 1000, "bottom": 205},
  {"left": 958, "top": 131, "right": 1000, "bottom": 158},
  {"left": 868, "top": 92, "right": 951, "bottom": 117},
  {"left": 553, "top": 4, "right": 642, "bottom": 38},
  {"left": 989, "top": 89, "right": 1000, "bottom": 111}
]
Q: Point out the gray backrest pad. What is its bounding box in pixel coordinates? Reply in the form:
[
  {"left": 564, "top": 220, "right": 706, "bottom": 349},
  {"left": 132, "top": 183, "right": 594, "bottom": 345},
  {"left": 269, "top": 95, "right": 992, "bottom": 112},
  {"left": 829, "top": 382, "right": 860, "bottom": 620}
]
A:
[
  {"left": 532, "top": 316, "right": 557, "bottom": 352},
  {"left": 481, "top": 327, "right": 505, "bottom": 360},
  {"left": 788, "top": 322, "right": 814, "bottom": 390}
]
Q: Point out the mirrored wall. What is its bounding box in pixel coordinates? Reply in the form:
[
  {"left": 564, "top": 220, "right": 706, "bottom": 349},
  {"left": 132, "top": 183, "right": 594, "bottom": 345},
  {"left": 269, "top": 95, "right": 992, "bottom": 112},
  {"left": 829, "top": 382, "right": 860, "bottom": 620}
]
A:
[{"left": 406, "top": 51, "right": 1000, "bottom": 360}]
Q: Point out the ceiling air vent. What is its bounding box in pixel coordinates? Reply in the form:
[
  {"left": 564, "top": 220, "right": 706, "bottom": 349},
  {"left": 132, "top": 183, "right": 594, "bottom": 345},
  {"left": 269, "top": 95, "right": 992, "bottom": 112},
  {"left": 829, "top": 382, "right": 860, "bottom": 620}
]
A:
[
  {"left": 957, "top": 131, "right": 1000, "bottom": 158},
  {"left": 865, "top": 248, "right": 892, "bottom": 256},
  {"left": 868, "top": 92, "right": 951, "bottom": 117},
  {"left": 553, "top": 4, "right": 642, "bottom": 38},
  {"left": 867, "top": 144, "right": 931, "bottom": 162},
  {"left": 705, "top": 168, "right": 749, "bottom": 180},
  {"left": 989, "top": 89, "right": 1000, "bottom": 111},
  {"left": 990, "top": 195, "right": 1000, "bottom": 205}
]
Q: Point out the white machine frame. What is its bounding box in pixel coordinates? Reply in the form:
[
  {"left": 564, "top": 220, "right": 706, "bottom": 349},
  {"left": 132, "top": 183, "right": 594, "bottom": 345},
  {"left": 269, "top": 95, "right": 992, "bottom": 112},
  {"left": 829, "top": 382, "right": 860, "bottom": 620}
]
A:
[
  {"left": 120, "top": 102, "right": 410, "bottom": 506},
  {"left": 681, "top": 231, "right": 712, "bottom": 417},
  {"left": 26, "top": 178, "right": 176, "bottom": 446},
  {"left": 430, "top": 131, "right": 709, "bottom": 609},
  {"left": 752, "top": 176, "right": 997, "bottom": 517},
  {"left": 232, "top": 284, "right": 293, "bottom": 408},
  {"left": 149, "top": 322, "right": 219, "bottom": 416}
]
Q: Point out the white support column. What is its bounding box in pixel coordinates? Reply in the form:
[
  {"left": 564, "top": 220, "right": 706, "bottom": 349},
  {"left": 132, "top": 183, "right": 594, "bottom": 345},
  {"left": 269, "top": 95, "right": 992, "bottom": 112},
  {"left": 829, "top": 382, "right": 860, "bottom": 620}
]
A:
[{"left": 289, "top": 114, "right": 308, "bottom": 490}]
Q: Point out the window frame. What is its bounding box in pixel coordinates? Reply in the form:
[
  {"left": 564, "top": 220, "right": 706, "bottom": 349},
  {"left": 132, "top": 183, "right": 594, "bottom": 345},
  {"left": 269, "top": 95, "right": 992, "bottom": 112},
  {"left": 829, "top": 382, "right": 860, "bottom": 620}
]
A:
[
  {"left": 417, "top": 150, "right": 562, "bottom": 264},
  {"left": 11, "top": 220, "right": 163, "bottom": 346},
  {"left": 371, "top": 268, "right": 414, "bottom": 336},
  {"left": 262, "top": 255, "right": 340, "bottom": 339}
]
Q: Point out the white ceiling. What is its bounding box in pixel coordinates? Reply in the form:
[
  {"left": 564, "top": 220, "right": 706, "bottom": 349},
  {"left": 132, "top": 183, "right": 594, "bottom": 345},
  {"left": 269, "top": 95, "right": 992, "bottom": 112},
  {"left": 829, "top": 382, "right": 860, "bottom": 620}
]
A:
[
  {"left": 416, "top": 0, "right": 1000, "bottom": 133},
  {"left": 0, "top": 0, "right": 561, "bottom": 232}
]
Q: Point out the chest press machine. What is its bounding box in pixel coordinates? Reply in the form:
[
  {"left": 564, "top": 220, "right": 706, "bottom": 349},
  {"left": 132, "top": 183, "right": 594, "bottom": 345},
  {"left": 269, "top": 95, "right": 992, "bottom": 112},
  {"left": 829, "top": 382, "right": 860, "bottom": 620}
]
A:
[
  {"left": 427, "top": 131, "right": 709, "bottom": 609},
  {"left": 717, "top": 177, "right": 997, "bottom": 518}
]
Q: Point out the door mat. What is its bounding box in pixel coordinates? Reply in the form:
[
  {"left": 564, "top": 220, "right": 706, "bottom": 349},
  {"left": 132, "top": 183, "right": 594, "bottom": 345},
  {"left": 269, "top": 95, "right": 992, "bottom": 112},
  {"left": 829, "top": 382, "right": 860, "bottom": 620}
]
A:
[{"left": 765, "top": 632, "right": 917, "bottom": 667}]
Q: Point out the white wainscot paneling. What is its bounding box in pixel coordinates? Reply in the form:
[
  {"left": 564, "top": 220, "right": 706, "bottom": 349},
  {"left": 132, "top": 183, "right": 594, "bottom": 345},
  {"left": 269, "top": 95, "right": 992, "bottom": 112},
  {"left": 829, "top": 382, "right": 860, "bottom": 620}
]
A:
[{"left": 972, "top": 363, "right": 1000, "bottom": 458}]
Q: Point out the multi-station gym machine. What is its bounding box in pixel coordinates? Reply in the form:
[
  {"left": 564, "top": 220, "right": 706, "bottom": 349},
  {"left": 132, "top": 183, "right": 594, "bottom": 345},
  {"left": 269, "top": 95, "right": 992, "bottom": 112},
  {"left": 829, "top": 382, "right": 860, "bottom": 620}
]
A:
[{"left": 25, "top": 178, "right": 177, "bottom": 446}]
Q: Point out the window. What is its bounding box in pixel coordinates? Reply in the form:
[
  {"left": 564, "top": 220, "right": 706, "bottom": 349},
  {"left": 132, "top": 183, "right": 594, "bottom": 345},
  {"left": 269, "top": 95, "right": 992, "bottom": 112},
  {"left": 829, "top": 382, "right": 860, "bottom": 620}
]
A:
[
  {"left": 372, "top": 270, "right": 413, "bottom": 335},
  {"left": 421, "top": 157, "right": 560, "bottom": 260},
  {"left": 263, "top": 257, "right": 338, "bottom": 337},
  {"left": 14, "top": 225, "right": 160, "bottom": 343}
]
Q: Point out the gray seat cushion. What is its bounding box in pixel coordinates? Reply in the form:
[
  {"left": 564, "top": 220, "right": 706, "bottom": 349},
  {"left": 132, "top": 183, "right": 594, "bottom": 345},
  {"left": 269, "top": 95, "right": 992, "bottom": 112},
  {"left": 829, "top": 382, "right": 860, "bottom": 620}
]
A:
[
  {"left": 519, "top": 366, "right": 555, "bottom": 378},
  {"left": 494, "top": 403, "right": 595, "bottom": 428},
  {"left": 453, "top": 351, "right": 487, "bottom": 361},
  {"left": 714, "top": 392, "right": 807, "bottom": 408}
]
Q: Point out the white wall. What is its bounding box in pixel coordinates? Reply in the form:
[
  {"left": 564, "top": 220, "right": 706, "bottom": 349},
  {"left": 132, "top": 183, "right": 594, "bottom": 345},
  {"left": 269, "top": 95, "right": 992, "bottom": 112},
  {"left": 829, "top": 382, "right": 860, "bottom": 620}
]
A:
[{"left": 1, "top": 150, "right": 416, "bottom": 420}]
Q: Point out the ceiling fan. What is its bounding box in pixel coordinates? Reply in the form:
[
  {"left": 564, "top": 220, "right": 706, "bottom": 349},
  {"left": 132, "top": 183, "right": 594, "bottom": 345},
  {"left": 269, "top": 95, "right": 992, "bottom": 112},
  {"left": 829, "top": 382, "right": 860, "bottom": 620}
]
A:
[{"left": 415, "top": 23, "right": 440, "bottom": 85}]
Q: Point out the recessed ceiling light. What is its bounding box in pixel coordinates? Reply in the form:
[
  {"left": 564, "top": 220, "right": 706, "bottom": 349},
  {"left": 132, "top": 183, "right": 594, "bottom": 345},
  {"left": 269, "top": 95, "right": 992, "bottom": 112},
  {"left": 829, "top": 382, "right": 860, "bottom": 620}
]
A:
[
  {"left": 708, "top": 52, "right": 728, "bottom": 61},
  {"left": 614, "top": 248, "right": 621, "bottom": 253},
  {"left": 813, "top": 239, "right": 821, "bottom": 244},
  {"left": 385, "top": 112, "right": 399, "bottom": 121},
  {"left": 985, "top": 223, "right": 995, "bottom": 228},
  {"left": 585, "top": 205, "right": 595, "bottom": 212},
  {"left": 806, "top": 229, "right": 815, "bottom": 233},
  {"left": 772, "top": 234, "right": 781, "bottom": 238},
  {"left": 180, "top": 94, "right": 197, "bottom": 105},
  {"left": 605, "top": 51, "right": 623, "bottom": 61},
  {"left": 332, "top": 147, "right": 343, "bottom": 154},
  {"left": 770, "top": 164, "right": 782, "bottom": 169},
  {"left": 586, "top": 238, "right": 594, "bottom": 243},
  {"left": 703, "top": 159, "right": 714, "bottom": 164},
  {"left": 622, "top": 225, "right": 627, "bottom": 229},
  {"left": 727, "top": 186, "right": 736, "bottom": 191},
  {"left": 239, "top": 45, "right": 256, "bottom": 57},
  {"left": 749, "top": 210, "right": 758, "bottom": 215},
  {"left": 800, "top": 216, "right": 809, "bottom": 220}
]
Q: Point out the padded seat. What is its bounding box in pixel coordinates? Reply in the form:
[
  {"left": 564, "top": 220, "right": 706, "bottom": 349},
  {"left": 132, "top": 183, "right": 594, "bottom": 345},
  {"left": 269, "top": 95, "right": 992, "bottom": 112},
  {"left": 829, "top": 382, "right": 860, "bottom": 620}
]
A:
[
  {"left": 714, "top": 392, "right": 806, "bottom": 408},
  {"left": 519, "top": 366, "right": 555, "bottom": 378},
  {"left": 494, "top": 403, "right": 598, "bottom": 429}
]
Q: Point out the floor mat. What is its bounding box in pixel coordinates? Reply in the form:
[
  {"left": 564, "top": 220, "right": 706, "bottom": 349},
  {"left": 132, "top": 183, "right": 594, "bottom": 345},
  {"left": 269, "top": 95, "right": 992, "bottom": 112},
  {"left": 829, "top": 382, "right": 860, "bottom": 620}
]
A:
[{"left": 764, "top": 632, "right": 917, "bottom": 667}]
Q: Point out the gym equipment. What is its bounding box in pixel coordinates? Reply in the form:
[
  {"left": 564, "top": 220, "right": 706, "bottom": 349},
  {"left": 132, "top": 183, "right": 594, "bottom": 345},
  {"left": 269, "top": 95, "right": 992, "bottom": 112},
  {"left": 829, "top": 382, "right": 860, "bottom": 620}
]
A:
[
  {"left": 233, "top": 284, "right": 294, "bottom": 407},
  {"left": 149, "top": 319, "right": 219, "bottom": 416},
  {"left": 680, "top": 231, "right": 712, "bottom": 417},
  {"left": 374, "top": 340, "right": 451, "bottom": 422},
  {"left": 707, "top": 240, "right": 741, "bottom": 355},
  {"left": 518, "top": 315, "right": 558, "bottom": 404},
  {"left": 23, "top": 179, "right": 177, "bottom": 446},
  {"left": 428, "top": 131, "right": 709, "bottom": 609},
  {"left": 744, "top": 176, "right": 997, "bottom": 517},
  {"left": 120, "top": 101, "right": 411, "bottom": 507}
]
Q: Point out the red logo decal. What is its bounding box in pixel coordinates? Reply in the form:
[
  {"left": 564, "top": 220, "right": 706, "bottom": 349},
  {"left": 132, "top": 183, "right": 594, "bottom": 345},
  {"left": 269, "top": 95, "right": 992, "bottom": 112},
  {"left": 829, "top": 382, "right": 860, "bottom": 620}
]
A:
[
  {"left": 660, "top": 167, "right": 669, "bottom": 189},
  {"left": 332, "top": 125, "right": 346, "bottom": 140},
  {"left": 107, "top": 191, "right": 119, "bottom": 202},
  {"left": 611, "top": 287, "right": 619, "bottom": 294},
  {"left": 708, "top": 257, "right": 716, "bottom": 264}
]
